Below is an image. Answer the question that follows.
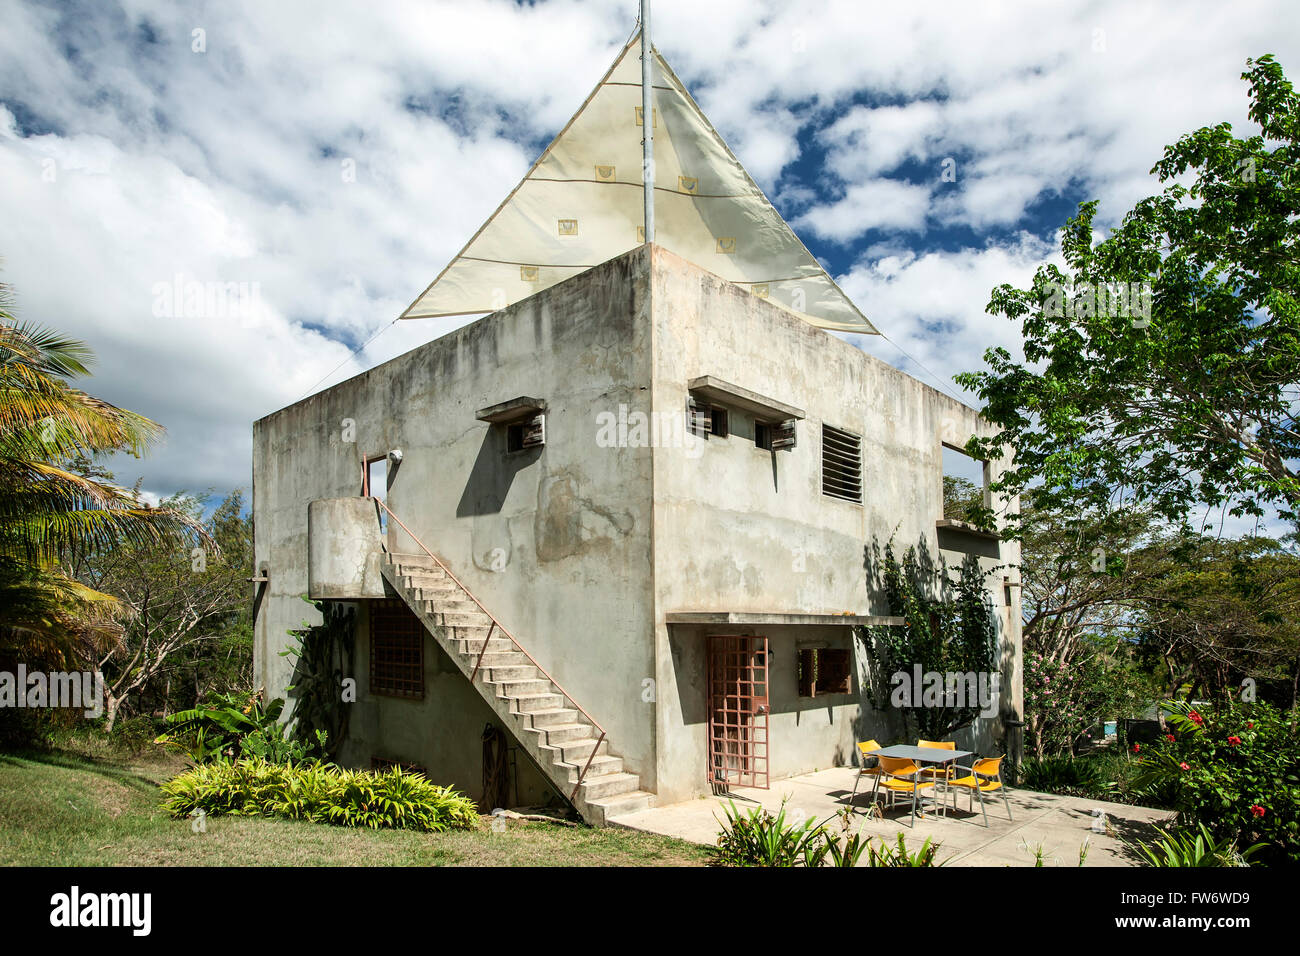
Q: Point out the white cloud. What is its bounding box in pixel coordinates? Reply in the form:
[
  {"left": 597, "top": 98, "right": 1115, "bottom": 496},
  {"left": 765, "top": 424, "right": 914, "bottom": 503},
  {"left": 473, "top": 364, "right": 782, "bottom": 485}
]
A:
[
  {"left": 0, "top": 0, "right": 1296, "bottom": 502},
  {"left": 796, "top": 179, "right": 933, "bottom": 241}
]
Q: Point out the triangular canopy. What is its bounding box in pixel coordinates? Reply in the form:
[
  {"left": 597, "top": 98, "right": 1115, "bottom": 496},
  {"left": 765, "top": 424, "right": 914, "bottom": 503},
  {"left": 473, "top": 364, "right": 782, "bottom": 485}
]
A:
[{"left": 400, "top": 31, "right": 877, "bottom": 335}]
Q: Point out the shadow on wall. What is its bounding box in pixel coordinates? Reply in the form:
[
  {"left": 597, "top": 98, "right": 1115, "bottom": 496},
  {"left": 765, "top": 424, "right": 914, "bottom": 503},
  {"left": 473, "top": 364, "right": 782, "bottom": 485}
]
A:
[{"left": 456, "top": 425, "right": 542, "bottom": 517}]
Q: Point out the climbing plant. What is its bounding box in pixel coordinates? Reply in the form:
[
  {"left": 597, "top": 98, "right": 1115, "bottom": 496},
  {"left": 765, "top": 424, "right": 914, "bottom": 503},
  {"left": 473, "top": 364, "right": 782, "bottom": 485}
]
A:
[
  {"left": 864, "top": 542, "right": 998, "bottom": 738},
  {"left": 281, "top": 597, "right": 356, "bottom": 761}
]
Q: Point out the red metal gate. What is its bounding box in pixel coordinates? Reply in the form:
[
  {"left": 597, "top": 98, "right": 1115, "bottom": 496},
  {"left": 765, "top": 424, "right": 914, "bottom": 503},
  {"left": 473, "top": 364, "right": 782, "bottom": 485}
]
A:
[{"left": 707, "top": 635, "right": 770, "bottom": 789}]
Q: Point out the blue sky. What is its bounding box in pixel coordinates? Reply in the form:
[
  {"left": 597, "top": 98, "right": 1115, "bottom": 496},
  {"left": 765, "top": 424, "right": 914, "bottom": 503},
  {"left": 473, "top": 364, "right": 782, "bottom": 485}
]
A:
[{"left": 1, "top": 0, "right": 1296, "bottom": 534}]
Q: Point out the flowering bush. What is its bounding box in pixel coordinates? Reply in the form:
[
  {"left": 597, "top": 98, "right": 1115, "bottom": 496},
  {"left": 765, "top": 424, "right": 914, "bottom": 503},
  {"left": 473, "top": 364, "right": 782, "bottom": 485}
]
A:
[
  {"left": 1024, "top": 648, "right": 1140, "bottom": 757},
  {"left": 1134, "top": 700, "right": 1300, "bottom": 865}
]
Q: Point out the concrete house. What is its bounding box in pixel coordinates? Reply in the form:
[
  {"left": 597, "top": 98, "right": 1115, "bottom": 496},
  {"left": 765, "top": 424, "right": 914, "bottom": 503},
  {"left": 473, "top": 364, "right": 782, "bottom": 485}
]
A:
[{"left": 251, "top": 34, "right": 1023, "bottom": 826}]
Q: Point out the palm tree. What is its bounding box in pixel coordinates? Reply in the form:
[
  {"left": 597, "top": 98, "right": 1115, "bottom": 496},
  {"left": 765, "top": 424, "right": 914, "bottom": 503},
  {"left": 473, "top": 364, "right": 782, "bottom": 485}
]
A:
[{"left": 0, "top": 278, "right": 207, "bottom": 664}]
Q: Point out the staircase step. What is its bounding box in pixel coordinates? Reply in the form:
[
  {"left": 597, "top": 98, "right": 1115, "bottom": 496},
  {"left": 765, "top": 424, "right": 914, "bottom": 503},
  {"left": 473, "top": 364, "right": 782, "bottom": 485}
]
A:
[
  {"left": 531, "top": 722, "right": 593, "bottom": 745},
  {"left": 482, "top": 664, "right": 540, "bottom": 682},
  {"left": 521, "top": 708, "right": 582, "bottom": 729},
  {"left": 512, "top": 693, "right": 566, "bottom": 713},
  {"left": 388, "top": 552, "right": 436, "bottom": 568},
  {"left": 576, "top": 772, "right": 640, "bottom": 801},
  {"left": 472, "top": 651, "right": 530, "bottom": 668},
  {"left": 492, "top": 678, "right": 553, "bottom": 698},
  {"left": 561, "top": 754, "right": 623, "bottom": 782},
  {"left": 433, "top": 610, "right": 493, "bottom": 627},
  {"left": 406, "top": 573, "right": 454, "bottom": 589},
  {"left": 548, "top": 737, "right": 609, "bottom": 762},
  {"left": 590, "top": 790, "right": 656, "bottom": 821}
]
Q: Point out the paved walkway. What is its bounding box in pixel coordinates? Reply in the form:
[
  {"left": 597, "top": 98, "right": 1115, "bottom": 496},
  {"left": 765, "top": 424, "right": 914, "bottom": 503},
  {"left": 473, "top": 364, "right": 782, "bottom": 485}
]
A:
[{"left": 609, "top": 767, "right": 1174, "bottom": 866}]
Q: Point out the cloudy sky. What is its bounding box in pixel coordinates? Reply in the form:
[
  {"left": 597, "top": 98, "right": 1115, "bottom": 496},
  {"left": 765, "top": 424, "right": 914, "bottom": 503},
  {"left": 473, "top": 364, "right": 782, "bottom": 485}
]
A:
[{"left": 1, "top": 0, "right": 1296, "bottom": 532}]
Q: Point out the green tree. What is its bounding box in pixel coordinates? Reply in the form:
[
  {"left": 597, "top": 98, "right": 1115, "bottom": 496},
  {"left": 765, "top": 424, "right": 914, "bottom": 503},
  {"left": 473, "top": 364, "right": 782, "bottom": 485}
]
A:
[
  {"left": 958, "top": 55, "right": 1300, "bottom": 530},
  {"left": 0, "top": 282, "right": 203, "bottom": 664},
  {"left": 68, "top": 489, "right": 252, "bottom": 731}
]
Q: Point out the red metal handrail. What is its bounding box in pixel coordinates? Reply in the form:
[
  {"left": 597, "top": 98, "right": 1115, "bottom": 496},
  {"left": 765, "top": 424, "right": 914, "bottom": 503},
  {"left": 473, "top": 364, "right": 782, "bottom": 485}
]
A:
[{"left": 366, "top": 491, "right": 607, "bottom": 803}]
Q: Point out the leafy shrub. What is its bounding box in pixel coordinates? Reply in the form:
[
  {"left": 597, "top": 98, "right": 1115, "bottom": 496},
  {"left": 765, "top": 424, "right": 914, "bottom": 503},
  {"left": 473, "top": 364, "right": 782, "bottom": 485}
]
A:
[
  {"left": 1020, "top": 755, "right": 1108, "bottom": 796},
  {"left": 160, "top": 758, "right": 479, "bottom": 832},
  {"left": 710, "top": 800, "right": 938, "bottom": 868},
  {"left": 1133, "top": 700, "right": 1300, "bottom": 866},
  {"left": 864, "top": 831, "right": 945, "bottom": 867},
  {"left": 1127, "top": 822, "right": 1264, "bottom": 867},
  {"left": 155, "top": 690, "right": 324, "bottom": 765},
  {"left": 711, "top": 800, "right": 825, "bottom": 866}
]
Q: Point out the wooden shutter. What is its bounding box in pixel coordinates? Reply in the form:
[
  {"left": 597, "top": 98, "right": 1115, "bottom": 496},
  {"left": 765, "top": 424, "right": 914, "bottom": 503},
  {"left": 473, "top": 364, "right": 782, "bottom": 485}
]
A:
[
  {"left": 521, "top": 413, "right": 546, "bottom": 448},
  {"left": 770, "top": 419, "right": 797, "bottom": 450}
]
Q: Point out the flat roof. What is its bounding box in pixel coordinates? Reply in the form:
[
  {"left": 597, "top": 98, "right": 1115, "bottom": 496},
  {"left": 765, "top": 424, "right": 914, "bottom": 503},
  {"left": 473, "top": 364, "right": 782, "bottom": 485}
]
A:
[{"left": 666, "top": 611, "right": 903, "bottom": 627}]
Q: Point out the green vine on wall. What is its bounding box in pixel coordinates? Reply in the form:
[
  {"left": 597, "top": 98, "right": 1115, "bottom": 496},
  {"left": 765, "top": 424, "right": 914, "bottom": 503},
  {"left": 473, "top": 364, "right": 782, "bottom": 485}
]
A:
[
  {"left": 863, "top": 542, "right": 998, "bottom": 739},
  {"left": 280, "top": 596, "right": 356, "bottom": 761}
]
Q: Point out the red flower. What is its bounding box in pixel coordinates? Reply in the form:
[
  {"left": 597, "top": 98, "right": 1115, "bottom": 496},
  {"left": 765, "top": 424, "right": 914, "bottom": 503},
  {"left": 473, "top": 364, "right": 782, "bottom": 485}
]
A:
[
  {"left": 1246, "top": 721, "right": 1254, "bottom": 729},
  {"left": 1165, "top": 734, "right": 1176, "bottom": 743},
  {"left": 1227, "top": 736, "right": 1242, "bottom": 747},
  {"left": 1250, "top": 805, "right": 1266, "bottom": 818},
  {"left": 1179, "top": 762, "right": 1190, "bottom": 771},
  {"left": 1132, "top": 743, "right": 1141, "bottom": 753},
  {"left": 1188, "top": 711, "right": 1203, "bottom": 725}
]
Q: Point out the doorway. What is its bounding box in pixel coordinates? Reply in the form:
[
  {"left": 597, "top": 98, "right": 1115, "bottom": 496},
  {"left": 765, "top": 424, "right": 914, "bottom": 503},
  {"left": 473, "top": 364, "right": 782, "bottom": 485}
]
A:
[{"left": 707, "top": 635, "right": 769, "bottom": 790}]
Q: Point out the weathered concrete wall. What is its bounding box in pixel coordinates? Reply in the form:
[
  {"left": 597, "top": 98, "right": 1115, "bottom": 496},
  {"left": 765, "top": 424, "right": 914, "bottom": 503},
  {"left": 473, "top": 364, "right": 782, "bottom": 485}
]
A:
[
  {"left": 254, "top": 248, "right": 657, "bottom": 793},
  {"left": 307, "top": 498, "right": 387, "bottom": 599},
  {"left": 647, "top": 246, "right": 1022, "bottom": 802}
]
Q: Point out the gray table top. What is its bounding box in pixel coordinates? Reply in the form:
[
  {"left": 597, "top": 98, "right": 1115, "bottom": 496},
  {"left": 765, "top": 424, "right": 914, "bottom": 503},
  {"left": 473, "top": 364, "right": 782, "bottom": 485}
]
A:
[{"left": 870, "top": 744, "right": 973, "bottom": 764}]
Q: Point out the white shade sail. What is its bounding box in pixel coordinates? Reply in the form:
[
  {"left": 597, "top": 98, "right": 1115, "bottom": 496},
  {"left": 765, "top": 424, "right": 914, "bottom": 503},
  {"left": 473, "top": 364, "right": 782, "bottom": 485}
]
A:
[{"left": 400, "top": 31, "right": 877, "bottom": 335}]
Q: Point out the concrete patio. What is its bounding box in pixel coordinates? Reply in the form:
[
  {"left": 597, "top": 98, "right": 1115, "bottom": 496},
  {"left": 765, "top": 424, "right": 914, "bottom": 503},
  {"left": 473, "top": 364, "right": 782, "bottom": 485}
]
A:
[{"left": 608, "top": 767, "right": 1175, "bottom": 866}]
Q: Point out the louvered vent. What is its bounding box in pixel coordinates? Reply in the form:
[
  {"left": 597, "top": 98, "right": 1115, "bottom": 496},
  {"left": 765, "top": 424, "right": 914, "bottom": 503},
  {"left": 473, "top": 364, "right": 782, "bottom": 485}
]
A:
[{"left": 821, "top": 425, "right": 862, "bottom": 503}]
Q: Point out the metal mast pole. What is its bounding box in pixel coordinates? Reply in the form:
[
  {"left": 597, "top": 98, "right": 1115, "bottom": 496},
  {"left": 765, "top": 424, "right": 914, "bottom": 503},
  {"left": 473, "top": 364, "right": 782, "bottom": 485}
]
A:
[{"left": 640, "top": 0, "right": 654, "bottom": 243}]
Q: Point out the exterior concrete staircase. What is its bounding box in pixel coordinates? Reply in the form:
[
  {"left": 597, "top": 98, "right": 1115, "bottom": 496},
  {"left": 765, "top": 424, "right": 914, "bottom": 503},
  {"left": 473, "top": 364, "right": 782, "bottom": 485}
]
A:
[{"left": 380, "top": 551, "right": 655, "bottom": 826}]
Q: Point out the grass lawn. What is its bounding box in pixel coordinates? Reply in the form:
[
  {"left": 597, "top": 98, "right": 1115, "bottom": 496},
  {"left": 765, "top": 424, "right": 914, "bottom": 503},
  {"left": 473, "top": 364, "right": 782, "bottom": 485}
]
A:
[{"left": 0, "top": 748, "right": 711, "bottom": 867}]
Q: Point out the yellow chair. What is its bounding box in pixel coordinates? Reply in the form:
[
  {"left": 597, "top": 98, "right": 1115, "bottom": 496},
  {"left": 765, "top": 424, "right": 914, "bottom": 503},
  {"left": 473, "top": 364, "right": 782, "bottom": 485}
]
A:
[
  {"left": 947, "top": 755, "right": 1012, "bottom": 827},
  {"left": 917, "top": 739, "right": 957, "bottom": 784},
  {"left": 876, "top": 755, "right": 938, "bottom": 827},
  {"left": 849, "top": 740, "right": 884, "bottom": 808}
]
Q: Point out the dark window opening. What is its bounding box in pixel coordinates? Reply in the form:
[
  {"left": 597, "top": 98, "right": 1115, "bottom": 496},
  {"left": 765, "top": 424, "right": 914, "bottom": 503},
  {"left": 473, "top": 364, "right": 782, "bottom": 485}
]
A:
[
  {"left": 821, "top": 425, "right": 862, "bottom": 503},
  {"left": 687, "top": 400, "right": 728, "bottom": 438},
  {"left": 506, "top": 413, "right": 546, "bottom": 452},
  {"left": 797, "top": 647, "right": 851, "bottom": 698},
  {"left": 370, "top": 600, "right": 424, "bottom": 699}
]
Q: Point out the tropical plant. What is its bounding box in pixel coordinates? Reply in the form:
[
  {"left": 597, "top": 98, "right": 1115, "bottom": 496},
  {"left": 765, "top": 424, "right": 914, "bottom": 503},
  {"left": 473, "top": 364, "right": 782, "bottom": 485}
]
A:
[
  {"left": 710, "top": 799, "right": 826, "bottom": 867},
  {"left": 1127, "top": 822, "right": 1264, "bottom": 867},
  {"left": 863, "top": 831, "right": 946, "bottom": 867},
  {"left": 159, "top": 758, "right": 479, "bottom": 831},
  {"left": 1019, "top": 755, "right": 1109, "bottom": 796},
  {"left": 156, "top": 689, "right": 324, "bottom": 765},
  {"left": 0, "top": 286, "right": 204, "bottom": 671},
  {"left": 1132, "top": 699, "right": 1300, "bottom": 865}
]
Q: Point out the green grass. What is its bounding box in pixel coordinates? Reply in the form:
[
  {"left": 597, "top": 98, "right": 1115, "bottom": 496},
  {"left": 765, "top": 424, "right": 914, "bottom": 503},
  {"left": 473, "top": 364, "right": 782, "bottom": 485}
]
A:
[{"left": 0, "top": 749, "right": 710, "bottom": 867}]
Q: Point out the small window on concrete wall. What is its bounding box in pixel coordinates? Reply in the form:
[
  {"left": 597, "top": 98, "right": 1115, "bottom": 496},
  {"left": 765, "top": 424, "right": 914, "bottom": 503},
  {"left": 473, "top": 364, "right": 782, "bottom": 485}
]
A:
[
  {"left": 507, "top": 413, "right": 546, "bottom": 453},
  {"left": 942, "top": 444, "right": 988, "bottom": 522},
  {"left": 797, "top": 647, "right": 851, "bottom": 697},
  {"left": 756, "top": 419, "right": 797, "bottom": 451},
  {"left": 821, "top": 425, "right": 862, "bottom": 503},
  {"left": 370, "top": 600, "right": 424, "bottom": 699},
  {"left": 687, "top": 399, "right": 728, "bottom": 438}
]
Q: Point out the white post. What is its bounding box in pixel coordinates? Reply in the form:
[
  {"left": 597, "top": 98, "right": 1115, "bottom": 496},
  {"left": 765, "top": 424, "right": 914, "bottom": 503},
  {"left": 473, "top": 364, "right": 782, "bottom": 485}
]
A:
[{"left": 640, "top": 0, "right": 654, "bottom": 244}]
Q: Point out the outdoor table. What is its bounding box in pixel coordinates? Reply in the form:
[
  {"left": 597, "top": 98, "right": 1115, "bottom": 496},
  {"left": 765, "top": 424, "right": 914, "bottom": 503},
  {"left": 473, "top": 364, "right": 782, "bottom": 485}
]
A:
[{"left": 868, "top": 745, "right": 977, "bottom": 823}]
